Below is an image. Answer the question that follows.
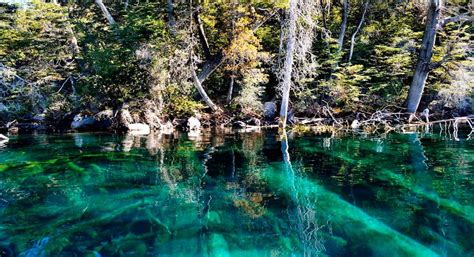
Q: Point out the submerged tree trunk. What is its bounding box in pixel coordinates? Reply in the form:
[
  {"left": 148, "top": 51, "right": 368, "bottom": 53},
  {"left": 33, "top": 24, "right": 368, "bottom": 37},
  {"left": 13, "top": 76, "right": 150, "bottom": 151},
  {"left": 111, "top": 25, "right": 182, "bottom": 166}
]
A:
[
  {"left": 406, "top": 0, "right": 441, "bottom": 113},
  {"left": 337, "top": 0, "right": 349, "bottom": 51},
  {"left": 279, "top": 0, "right": 297, "bottom": 130},
  {"left": 95, "top": 0, "right": 116, "bottom": 26},
  {"left": 348, "top": 1, "right": 369, "bottom": 62}
]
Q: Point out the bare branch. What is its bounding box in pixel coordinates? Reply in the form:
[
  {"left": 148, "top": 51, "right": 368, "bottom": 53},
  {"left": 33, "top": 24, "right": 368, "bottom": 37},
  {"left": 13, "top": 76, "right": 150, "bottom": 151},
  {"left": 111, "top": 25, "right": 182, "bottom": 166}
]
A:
[
  {"left": 348, "top": 1, "right": 369, "bottom": 62},
  {"left": 439, "top": 13, "right": 472, "bottom": 27}
]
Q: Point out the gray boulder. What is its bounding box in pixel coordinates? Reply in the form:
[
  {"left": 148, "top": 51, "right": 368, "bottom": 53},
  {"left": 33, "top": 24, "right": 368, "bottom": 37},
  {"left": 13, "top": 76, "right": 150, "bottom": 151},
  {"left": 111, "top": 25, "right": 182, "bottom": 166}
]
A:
[
  {"left": 71, "top": 114, "right": 96, "bottom": 130},
  {"left": 247, "top": 118, "right": 261, "bottom": 126},
  {"left": 263, "top": 102, "right": 277, "bottom": 121}
]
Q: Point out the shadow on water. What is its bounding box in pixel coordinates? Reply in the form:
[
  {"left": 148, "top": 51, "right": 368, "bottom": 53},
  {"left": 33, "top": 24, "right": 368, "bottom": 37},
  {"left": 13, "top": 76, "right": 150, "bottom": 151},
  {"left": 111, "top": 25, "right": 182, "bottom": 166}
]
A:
[{"left": 0, "top": 130, "right": 472, "bottom": 256}]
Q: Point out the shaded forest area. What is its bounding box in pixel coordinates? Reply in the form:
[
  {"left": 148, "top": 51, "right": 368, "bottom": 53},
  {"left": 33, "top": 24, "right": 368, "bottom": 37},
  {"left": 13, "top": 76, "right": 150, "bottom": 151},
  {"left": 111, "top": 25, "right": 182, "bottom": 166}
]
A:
[{"left": 0, "top": 0, "right": 472, "bottom": 133}]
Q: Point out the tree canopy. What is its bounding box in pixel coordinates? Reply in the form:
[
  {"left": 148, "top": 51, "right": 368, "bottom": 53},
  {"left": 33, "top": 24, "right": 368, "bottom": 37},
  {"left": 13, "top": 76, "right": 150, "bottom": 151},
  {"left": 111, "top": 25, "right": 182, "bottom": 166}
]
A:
[{"left": 0, "top": 0, "right": 472, "bottom": 127}]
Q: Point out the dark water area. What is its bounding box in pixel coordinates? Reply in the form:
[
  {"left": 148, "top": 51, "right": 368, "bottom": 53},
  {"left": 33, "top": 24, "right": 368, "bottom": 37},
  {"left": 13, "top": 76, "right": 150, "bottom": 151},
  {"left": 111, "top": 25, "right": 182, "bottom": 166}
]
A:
[{"left": 0, "top": 130, "right": 472, "bottom": 257}]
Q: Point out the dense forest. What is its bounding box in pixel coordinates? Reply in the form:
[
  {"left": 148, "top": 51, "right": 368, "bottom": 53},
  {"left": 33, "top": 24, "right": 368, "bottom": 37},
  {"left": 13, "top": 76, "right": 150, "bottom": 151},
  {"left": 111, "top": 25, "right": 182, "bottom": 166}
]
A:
[{"left": 0, "top": 0, "right": 472, "bottom": 132}]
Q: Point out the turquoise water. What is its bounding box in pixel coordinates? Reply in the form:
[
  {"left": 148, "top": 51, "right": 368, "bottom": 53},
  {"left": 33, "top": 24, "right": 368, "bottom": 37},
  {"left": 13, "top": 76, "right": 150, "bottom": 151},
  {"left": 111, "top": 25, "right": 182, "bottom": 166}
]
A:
[{"left": 0, "top": 131, "right": 472, "bottom": 257}]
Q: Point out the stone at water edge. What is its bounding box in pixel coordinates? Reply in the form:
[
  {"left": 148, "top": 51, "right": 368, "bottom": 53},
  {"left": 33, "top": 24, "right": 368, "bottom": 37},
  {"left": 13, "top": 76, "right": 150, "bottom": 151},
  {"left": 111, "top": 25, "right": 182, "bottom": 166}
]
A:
[
  {"left": 187, "top": 117, "right": 201, "bottom": 131},
  {"left": 71, "top": 114, "right": 96, "bottom": 130},
  {"left": 94, "top": 109, "right": 113, "bottom": 130},
  {"left": 117, "top": 109, "right": 133, "bottom": 128},
  {"left": 263, "top": 102, "right": 277, "bottom": 121},
  {"left": 233, "top": 121, "right": 246, "bottom": 128},
  {"left": 351, "top": 120, "right": 360, "bottom": 129},
  {"left": 0, "top": 134, "right": 8, "bottom": 141},
  {"left": 162, "top": 121, "right": 174, "bottom": 134},
  {"left": 127, "top": 123, "right": 150, "bottom": 135},
  {"left": 247, "top": 117, "right": 261, "bottom": 126}
]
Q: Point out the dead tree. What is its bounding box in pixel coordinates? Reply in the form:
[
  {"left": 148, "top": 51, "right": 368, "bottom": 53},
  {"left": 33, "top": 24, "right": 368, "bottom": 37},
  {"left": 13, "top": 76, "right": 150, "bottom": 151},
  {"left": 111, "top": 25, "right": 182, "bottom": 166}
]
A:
[
  {"left": 406, "top": 0, "right": 472, "bottom": 114},
  {"left": 348, "top": 1, "right": 369, "bottom": 62},
  {"left": 95, "top": 0, "right": 116, "bottom": 26},
  {"left": 337, "top": 0, "right": 349, "bottom": 51},
  {"left": 279, "top": 0, "right": 297, "bottom": 129}
]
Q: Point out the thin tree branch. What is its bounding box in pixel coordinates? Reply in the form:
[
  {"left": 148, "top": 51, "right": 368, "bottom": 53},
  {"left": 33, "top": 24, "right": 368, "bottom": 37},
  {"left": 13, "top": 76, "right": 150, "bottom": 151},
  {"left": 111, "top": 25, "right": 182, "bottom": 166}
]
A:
[{"left": 348, "top": 1, "right": 369, "bottom": 62}]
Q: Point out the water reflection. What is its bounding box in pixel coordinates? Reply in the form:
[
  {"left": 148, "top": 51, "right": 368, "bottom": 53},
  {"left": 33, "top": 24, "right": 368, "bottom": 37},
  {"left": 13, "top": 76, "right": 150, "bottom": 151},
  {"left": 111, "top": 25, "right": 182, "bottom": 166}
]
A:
[
  {"left": 280, "top": 130, "right": 326, "bottom": 256},
  {"left": 0, "top": 130, "right": 472, "bottom": 256}
]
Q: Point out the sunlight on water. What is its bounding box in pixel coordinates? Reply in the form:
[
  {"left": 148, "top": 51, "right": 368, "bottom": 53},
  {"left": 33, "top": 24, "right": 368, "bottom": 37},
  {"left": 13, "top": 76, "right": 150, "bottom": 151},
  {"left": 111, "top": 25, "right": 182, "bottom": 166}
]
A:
[{"left": 0, "top": 131, "right": 472, "bottom": 256}]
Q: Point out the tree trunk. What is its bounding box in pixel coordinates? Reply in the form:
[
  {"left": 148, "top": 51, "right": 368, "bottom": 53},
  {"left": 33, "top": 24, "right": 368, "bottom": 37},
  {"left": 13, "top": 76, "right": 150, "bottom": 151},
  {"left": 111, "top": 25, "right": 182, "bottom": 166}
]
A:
[
  {"left": 194, "top": 10, "right": 212, "bottom": 60},
  {"left": 167, "top": 0, "right": 177, "bottom": 36},
  {"left": 95, "top": 0, "right": 116, "bottom": 26},
  {"left": 189, "top": 7, "right": 276, "bottom": 112},
  {"left": 348, "top": 1, "right": 369, "bottom": 62},
  {"left": 226, "top": 75, "right": 234, "bottom": 104},
  {"left": 279, "top": 0, "right": 297, "bottom": 130},
  {"left": 191, "top": 63, "right": 220, "bottom": 112},
  {"left": 124, "top": 0, "right": 129, "bottom": 11},
  {"left": 337, "top": 0, "right": 349, "bottom": 51},
  {"left": 320, "top": 0, "right": 327, "bottom": 31},
  {"left": 406, "top": 0, "right": 441, "bottom": 113}
]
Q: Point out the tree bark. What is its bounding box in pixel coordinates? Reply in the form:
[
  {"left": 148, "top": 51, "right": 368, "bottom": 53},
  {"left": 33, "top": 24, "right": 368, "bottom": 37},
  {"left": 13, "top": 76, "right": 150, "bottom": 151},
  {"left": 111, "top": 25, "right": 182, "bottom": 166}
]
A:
[
  {"left": 124, "top": 0, "right": 129, "bottom": 11},
  {"left": 226, "top": 75, "right": 234, "bottom": 103},
  {"left": 320, "top": 0, "right": 327, "bottom": 31},
  {"left": 348, "top": 1, "right": 369, "bottom": 62},
  {"left": 95, "top": 0, "right": 116, "bottom": 26},
  {"left": 406, "top": 0, "right": 441, "bottom": 113},
  {"left": 191, "top": 62, "right": 220, "bottom": 112},
  {"left": 167, "top": 0, "right": 177, "bottom": 36},
  {"left": 194, "top": 10, "right": 212, "bottom": 60},
  {"left": 337, "top": 0, "right": 349, "bottom": 51},
  {"left": 279, "top": 0, "right": 297, "bottom": 130}
]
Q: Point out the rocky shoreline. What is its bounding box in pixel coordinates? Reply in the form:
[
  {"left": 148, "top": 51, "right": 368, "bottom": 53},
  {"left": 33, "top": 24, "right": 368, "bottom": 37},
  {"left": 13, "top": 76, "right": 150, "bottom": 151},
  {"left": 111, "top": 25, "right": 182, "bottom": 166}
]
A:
[{"left": 2, "top": 107, "right": 473, "bottom": 137}]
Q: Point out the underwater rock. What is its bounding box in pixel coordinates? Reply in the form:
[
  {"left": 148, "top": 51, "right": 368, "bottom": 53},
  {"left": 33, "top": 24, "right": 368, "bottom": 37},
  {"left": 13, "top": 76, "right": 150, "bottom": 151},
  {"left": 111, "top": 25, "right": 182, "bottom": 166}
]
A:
[
  {"left": 205, "top": 211, "right": 222, "bottom": 229},
  {"left": 0, "top": 244, "right": 15, "bottom": 257},
  {"left": 208, "top": 233, "right": 230, "bottom": 257},
  {"left": 23, "top": 237, "right": 49, "bottom": 257},
  {"left": 187, "top": 117, "right": 201, "bottom": 131}
]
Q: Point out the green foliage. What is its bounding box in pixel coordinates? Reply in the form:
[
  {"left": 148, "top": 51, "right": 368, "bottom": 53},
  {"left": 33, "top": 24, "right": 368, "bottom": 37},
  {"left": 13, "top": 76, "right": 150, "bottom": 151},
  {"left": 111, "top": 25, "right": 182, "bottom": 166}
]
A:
[
  {"left": 0, "top": 1, "right": 75, "bottom": 121},
  {"left": 163, "top": 85, "right": 204, "bottom": 118},
  {"left": 318, "top": 64, "right": 370, "bottom": 111},
  {"left": 1, "top": 0, "right": 472, "bottom": 122}
]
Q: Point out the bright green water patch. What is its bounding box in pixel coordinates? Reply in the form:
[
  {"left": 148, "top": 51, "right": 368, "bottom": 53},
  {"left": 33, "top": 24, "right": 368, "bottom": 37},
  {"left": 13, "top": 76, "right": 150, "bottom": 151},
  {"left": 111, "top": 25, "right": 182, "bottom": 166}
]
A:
[{"left": 0, "top": 131, "right": 472, "bottom": 257}]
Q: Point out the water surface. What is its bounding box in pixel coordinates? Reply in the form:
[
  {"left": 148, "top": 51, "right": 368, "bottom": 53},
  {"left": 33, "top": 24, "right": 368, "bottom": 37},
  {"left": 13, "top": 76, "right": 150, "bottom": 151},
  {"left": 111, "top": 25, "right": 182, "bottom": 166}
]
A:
[{"left": 0, "top": 130, "right": 472, "bottom": 257}]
